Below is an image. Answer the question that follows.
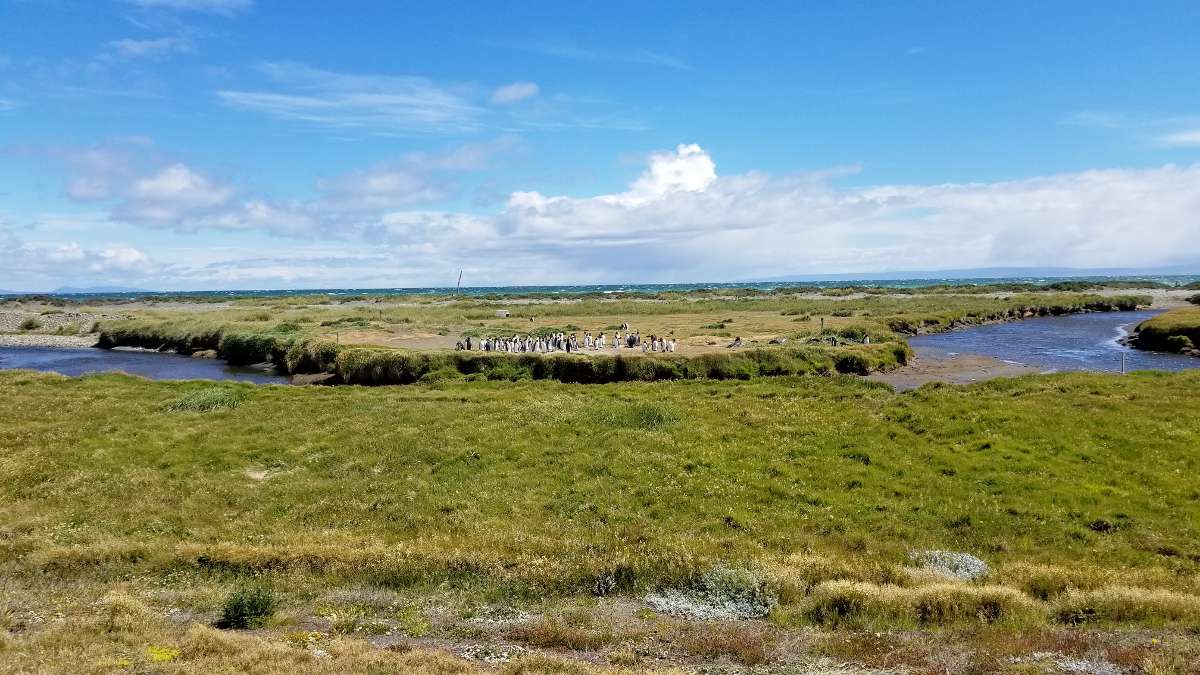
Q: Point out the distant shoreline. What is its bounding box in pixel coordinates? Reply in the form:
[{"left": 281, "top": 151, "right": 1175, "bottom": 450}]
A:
[{"left": 2, "top": 274, "right": 1198, "bottom": 301}]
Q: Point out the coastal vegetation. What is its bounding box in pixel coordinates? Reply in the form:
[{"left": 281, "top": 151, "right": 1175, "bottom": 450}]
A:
[
  {"left": 1, "top": 369, "right": 1198, "bottom": 671},
  {"left": 81, "top": 288, "right": 1149, "bottom": 384}
]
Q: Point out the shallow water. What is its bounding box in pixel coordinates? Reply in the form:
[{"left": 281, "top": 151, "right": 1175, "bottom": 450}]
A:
[
  {"left": 0, "top": 346, "right": 288, "bottom": 384},
  {"left": 908, "top": 310, "right": 1199, "bottom": 373}
]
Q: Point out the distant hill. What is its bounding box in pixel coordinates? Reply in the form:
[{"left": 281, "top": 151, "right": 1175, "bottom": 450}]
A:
[{"left": 51, "top": 285, "right": 152, "bottom": 294}]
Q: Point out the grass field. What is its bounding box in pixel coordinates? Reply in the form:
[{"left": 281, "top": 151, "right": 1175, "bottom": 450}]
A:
[{"left": 2, "top": 369, "right": 1199, "bottom": 672}]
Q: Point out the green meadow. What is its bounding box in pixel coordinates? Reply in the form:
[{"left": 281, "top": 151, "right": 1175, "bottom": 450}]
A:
[{"left": 2, "top": 367, "right": 1199, "bottom": 672}]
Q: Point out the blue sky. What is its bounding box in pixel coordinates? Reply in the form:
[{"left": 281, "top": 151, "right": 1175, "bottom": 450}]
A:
[{"left": 1, "top": 0, "right": 1199, "bottom": 290}]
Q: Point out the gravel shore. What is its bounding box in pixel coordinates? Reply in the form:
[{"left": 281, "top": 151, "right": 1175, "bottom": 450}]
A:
[{"left": 0, "top": 333, "right": 99, "bottom": 348}]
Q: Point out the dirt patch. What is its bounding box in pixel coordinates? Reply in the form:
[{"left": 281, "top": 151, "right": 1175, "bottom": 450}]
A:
[{"left": 869, "top": 349, "right": 1040, "bottom": 390}]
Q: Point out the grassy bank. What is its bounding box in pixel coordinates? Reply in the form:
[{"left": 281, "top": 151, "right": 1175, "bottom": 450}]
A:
[
  {"left": 88, "top": 290, "right": 1149, "bottom": 385},
  {"left": 1133, "top": 308, "right": 1200, "bottom": 354}
]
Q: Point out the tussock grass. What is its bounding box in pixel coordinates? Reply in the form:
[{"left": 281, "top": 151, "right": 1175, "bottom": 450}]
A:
[
  {"left": 1055, "top": 586, "right": 1200, "bottom": 626},
  {"left": 167, "top": 386, "right": 248, "bottom": 412},
  {"left": 803, "top": 580, "right": 1044, "bottom": 628}
]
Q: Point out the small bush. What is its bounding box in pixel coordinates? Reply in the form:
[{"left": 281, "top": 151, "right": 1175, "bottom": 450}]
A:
[
  {"left": 217, "top": 584, "right": 277, "bottom": 629},
  {"left": 168, "top": 388, "right": 247, "bottom": 412},
  {"left": 18, "top": 317, "right": 42, "bottom": 331}
]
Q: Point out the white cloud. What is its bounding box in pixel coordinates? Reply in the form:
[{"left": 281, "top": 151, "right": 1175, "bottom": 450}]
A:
[
  {"left": 93, "top": 246, "right": 151, "bottom": 271},
  {"left": 120, "top": 0, "right": 252, "bottom": 16},
  {"left": 13, "top": 142, "right": 1200, "bottom": 288},
  {"left": 0, "top": 231, "right": 155, "bottom": 290},
  {"left": 491, "top": 81, "right": 539, "bottom": 105},
  {"left": 1159, "top": 130, "right": 1200, "bottom": 147},
  {"left": 117, "top": 163, "right": 235, "bottom": 224},
  {"left": 217, "top": 62, "right": 483, "bottom": 134},
  {"left": 0, "top": 98, "right": 19, "bottom": 112},
  {"left": 105, "top": 36, "right": 194, "bottom": 60}
]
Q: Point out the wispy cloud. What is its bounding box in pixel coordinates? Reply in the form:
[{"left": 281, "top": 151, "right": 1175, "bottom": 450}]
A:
[
  {"left": 1158, "top": 129, "right": 1200, "bottom": 147},
  {"left": 0, "top": 98, "right": 20, "bottom": 112},
  {"left": 217, "top": 62, "right": 484, "bottom": 134},
  {"left": 1062, "top": 110, "right": 1126, "bottom": 129},
  {"left": 218, "top": 62, "right": 644, "bottom": 135},
  {"left": 119, "top": 0, "right": 253, "bottom": 16},
  {"left": 496, "top": 41, "right": 691, "bottom": 70},
  {"left": 491, "top": 81, "right": 539, "bottom": 105},
  {"left": 104, "top": 36, "right": 194, "bottom": 60}
]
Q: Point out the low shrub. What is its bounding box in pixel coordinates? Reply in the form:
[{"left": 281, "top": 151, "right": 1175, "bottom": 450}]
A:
[
  {"left": 18, "top": 317, "right": 41, "bottom": 331},
  {"left": 216, "top": 583, "right": 277, "bottom": 629}
]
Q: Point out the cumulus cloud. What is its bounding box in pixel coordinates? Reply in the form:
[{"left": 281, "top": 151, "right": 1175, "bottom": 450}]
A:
[
  {"left": 491, "top": 81, "right": 539, "bottom": 105},
  {"left": 0, "top": 230, "right": 154, "bottom": 290},
  {"left": 117, "top": 163, "right": 236, "bottom": 223},
  {"left": 13, "top": 141, "right": 1200, "bottom": 288}
]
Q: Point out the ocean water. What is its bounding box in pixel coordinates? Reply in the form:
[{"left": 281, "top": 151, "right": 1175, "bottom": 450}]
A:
[{"left": 4, "top": 275, "right": 1198, "bottom": 301}]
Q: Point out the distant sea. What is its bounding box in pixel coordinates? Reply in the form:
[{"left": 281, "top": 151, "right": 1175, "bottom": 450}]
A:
[{"left": 4, "top": 275, "right": 1198, "bottom": 301}]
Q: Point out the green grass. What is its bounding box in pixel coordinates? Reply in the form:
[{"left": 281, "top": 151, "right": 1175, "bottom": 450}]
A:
[
  {"left": 2, "top": 369, "right": 1200, "bottom": 670},
  {"left": 2, "top": 370, "right": 1198, "bottom": 609}
]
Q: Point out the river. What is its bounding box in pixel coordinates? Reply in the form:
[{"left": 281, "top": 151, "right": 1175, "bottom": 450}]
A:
[
  {"left": 908, "top": 309, "right": 1199, "bottom": 373},
  {"left": 0, "top": 346, "right": 288, "bottom": 384}
]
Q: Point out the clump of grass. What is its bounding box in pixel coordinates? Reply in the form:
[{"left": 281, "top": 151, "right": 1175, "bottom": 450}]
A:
[
  {"left": 216, "top": 583, "right": 277, "bottom": 629},
  {"left": 592, "top": 401, "right": 681, "bottom": 430},
  {"left": 805, "top": 580, "right": 1043, "bottom": 628},
  {"left": 18, "top": 317, "right": 41, "bottom": 331},
  {"left": 506, "top": 617, "right": 615, "bottom": 651},
  {"left": 1054, "top": 587, "right": 1200, "bottom": 625},
  {"left": 678, "top": 623, "right": 773, "bottom": 666},
  {"left": 168, "top": 387, "right": 247, "bottom": 412}
]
